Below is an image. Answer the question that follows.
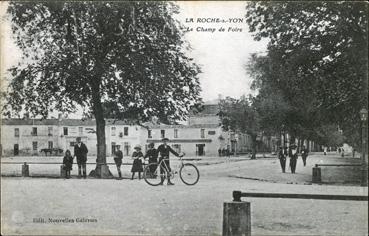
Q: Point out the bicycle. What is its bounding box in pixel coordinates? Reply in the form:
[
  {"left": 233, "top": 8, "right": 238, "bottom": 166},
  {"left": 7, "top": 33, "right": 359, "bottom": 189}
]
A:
[{"left": 143, "top": 154, "right": 200, "bottom": 186}]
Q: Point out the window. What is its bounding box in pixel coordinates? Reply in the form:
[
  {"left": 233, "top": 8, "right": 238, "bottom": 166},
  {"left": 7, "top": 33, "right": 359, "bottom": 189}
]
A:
[
  {"left": 48, "top": 141, "right": 53, "bottom": 149},
  {"left": 14, "top": 128, "right": 19, "bottom": 137},
  {"left": 174, "top": 129, "right": 178, "bottom": 138},
  {"left": 161, "top": 130, "right": 165, "bottom": 138},
  {"left": 32, "top": 127, "right": 37, "bottom": 136},
  {"left": 32, "top": 141, "right": 38, "bottom": 151},
  {"left": 208, "top": 130, "right": 216, "bottom": 135},
  {"left": 148, "top": 129, "right": 152, "bottom": 138},
  {"left": 124, "top": 127, "right": 129, "bottom": 136},
  {"left": 78, "top": 127, "right": 83, "bottom": 136},
  {"left": 111, "top": 127, "right": 116, "bottom": 136},
  {"left": 70, "top": 142, "right": 76, "bottom": 147},
  {"left": 200, "top": 129, "right": 205, "bottom": 138},
  {"left": 48, "top": 127, "right": 53, "bottom": 136},
  {"left": 63, "top": 127, "right": 68, "bottom": 136},
  {"left": 172, "top": 144, "right": 181, "bottom": 153}
]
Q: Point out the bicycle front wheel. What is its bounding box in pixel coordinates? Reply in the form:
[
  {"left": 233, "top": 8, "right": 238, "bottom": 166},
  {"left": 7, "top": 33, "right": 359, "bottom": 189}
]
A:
[
  {"left": 179, "top": 163, "right": 200, "bottom": 185},
  {"left": 143, "top": 163, "right": 163, "bottom": 186}
]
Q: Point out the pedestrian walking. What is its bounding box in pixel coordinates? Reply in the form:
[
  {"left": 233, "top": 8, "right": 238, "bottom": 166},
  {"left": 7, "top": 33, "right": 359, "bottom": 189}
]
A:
[
  {"left": 157, "top": 138, "right": 184, "bottom": 185},
  {"left": 218, "top": 148, "right": 222, "bottom": 157},
  {"left": 74, "top": 137, "right": 88, "bottom": 178},
  {"left": 131, "top": 145, "right": 144, "bottom": 180},
  {"left": 301, "top": 145, "right": 309, "bottom": 167},
  {"left": 323, "top": 147, "right": 327, "bottom": 155},
  {"left": 289, "top": 144, "right": 298, "bottom": 174},
  {"left": 278, "top": 146, "right": 286, "bottom": 173},
  {"left": 341, "top": 148, "right": 345, "bottom": 157},
  {"left": 338, "top": 147, "right": 341, "bottom": 154},
  {"left": 144, "top": 143, "right": 158, "bottom": 177},
  {"left": 114, "top": 146, "right": 123, "bottom": 179},
  {"left": 62, "top": 150, "right": 74, "bottom": 179}
]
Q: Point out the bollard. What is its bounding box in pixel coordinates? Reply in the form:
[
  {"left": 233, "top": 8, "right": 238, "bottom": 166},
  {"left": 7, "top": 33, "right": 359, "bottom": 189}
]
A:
[
  {"left": 60, "top": 165, "right": 67, "bottom": 178},
  {"left": 22, "top": 162, "right": 29, "bottom": 177},
  {"left": 312, "top": 167, "right": 321, "bottom": 183},
  {"left": 223, "top": 192, "right": 251, "bottom": 236}
]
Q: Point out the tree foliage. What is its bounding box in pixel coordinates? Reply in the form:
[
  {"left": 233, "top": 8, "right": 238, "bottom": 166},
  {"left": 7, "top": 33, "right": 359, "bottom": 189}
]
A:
[
  {"left": 246, "top": 1, "right": 368, "bottom": 149},
  {"left": 219, "top": 96, "right": 260, "bottom": 158},
  {"left": 4, "top": 1, "right": 202, "bottom": 174}
]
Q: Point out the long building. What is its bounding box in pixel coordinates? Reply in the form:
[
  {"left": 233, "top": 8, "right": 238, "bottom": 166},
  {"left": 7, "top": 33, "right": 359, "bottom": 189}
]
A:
[{"left": 0, "top": 104, "right": 256, "bottom": 157}]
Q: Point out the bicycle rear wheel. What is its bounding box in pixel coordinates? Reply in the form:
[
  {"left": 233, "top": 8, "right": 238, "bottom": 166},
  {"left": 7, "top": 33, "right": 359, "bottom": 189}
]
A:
[
  {"left": 143, "top": 163, "right": 163, "bottom": 186},
  {"left": 179, "top": 163, "right": 200, "bottom": 185}
]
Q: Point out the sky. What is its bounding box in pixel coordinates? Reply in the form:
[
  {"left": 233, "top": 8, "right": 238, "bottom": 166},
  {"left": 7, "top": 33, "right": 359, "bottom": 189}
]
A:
[
  {"left": 0, "top": 1, "right": 268, "bottom": 117},
  {"left": 175, "top": 1, "right": 267, "bottom": 101}
]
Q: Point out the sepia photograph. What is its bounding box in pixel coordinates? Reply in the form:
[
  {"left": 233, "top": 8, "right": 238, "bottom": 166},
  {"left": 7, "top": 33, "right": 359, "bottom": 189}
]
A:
[{"left": 0, "top": 1, "right": 368, "bottom": 235}]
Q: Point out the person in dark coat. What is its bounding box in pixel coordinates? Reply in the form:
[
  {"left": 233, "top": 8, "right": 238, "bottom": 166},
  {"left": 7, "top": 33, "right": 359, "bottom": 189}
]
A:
[
  {"left": 301, "top": 145, "right": 309, "bottom": 166},
  {"left": 289, "top": 144, "right": 298, "bottom": 174},
  {"left": 74, "top": 137, "right": 88, "bottom": 178},
  {"left": 114, "top": 146, "right": 123, "bottom": 179},
  {"left": 131, "top": 145, "right": 144, "bottom": 180},
  {"left": 157, "top": 138, "right": 184, "bottom": 185},
  {"left": 278, "top": 146, "right": 286, "bottom": 173},
  {"left": 144, "top": 143, "right": 158, "bottom": 177},
  {"left": 63, "top": 149, "right": 74, "bottom": 179}
]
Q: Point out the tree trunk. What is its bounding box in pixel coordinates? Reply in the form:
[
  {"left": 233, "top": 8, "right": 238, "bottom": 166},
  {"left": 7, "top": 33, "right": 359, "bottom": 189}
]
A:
[
  {"left": 297, "top": 138, "right": 301, "bottom": 153},
  {"left": 251, "top": 134, "right": 257, "bottom": 159},
  {"left": 289, "top": 135, "right": 296, "bottom": 146},
  {"left": 300, "top": 138, "right": 305, "bottom": 152},
  {"left": 90, "top": 87, "right": 112, "bottom": 178}
]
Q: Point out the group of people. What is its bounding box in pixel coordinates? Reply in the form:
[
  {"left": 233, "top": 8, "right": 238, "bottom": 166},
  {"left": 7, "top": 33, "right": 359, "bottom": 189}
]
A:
[
  {"left": 116, "top": 138, "right": 184, "bottom": 185},
  {"left": 62, "top": 137, "right": 89, "bottom": 179},
  {"left": 218, "top": 148, "right": 230, "bottom": 157},
  {"left": 277, "top": 144, "right": 309, "bottom": 174},
  {"left": 62, "top": 137, "right": 183, "bottom": 185}
]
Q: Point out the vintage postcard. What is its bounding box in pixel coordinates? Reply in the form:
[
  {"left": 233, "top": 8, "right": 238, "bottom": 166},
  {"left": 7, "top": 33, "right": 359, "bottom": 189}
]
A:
[{"left": 0, "top": 1, "right": 368, "bottom": 235}]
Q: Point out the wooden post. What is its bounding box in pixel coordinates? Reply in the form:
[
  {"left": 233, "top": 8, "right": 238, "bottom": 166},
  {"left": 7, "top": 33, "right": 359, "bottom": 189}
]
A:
[
  {"left": 60, "top": 165, "right": 66, "bottom": 178},
  {"left": 223, "top": 201, "right": 251, "bottom": 236},
  {"left": 22, "top": 162, "right": 29, "bottom": 177},
  {"left": 312, "top": 167, "right": 321, "bottom": 183}
]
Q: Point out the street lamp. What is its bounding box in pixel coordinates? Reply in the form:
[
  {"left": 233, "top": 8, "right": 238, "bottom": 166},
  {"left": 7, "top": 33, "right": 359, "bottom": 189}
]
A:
[{"left": 359, "top": 108, "right": 368, "bottom": 186}]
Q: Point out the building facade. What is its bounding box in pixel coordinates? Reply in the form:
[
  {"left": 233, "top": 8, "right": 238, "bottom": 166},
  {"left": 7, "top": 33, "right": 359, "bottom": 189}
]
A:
[
  {"left": 144, "top": 124, "right": 227, "bottom": 156},
  {"left": 0, "top": 118, "right": 141, "bottom": 157},
  {"left": 0, "top": 104, "right": 258, "bottom": 157}
]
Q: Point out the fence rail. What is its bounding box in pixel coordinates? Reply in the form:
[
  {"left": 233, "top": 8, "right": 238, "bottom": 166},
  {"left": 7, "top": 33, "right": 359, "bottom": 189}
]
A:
[
  {"left": 315, "top": 163, "right": 362, "bottom": 167},
  {"left": 232, "top": 190, "right": 368, "bottom": 202},
  {"left": 223, "top": 190, "right": 368, "bottom": 236}
]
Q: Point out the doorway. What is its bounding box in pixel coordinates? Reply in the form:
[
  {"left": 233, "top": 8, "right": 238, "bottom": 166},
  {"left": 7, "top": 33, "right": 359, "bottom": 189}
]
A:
[
  {"left": 14, "top": 144, "right": 19, "bottom": 156},
  {"left": 196, "top": 144, "right": 205, "bottom": 156},
  {"left": 111, "top": 142, "right": 116, "bottom": 155}
]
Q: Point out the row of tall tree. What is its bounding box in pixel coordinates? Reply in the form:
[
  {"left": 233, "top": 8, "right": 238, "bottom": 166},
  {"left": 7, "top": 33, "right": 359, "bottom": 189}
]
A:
[{"left": 219, "top": 1, "right": 368, "bottom": 156}]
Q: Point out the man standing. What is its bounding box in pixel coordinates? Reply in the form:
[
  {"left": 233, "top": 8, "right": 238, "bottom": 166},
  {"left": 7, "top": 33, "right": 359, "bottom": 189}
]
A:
[
  {"left": 289, "top": 144, "right": 298, "bottom": 174},
  {"left": 114, "top": 145, "right": 123, "bottom": 179},
  {"left": 278, "top": 146, "right": 286, "bottom": 173},
  {"left": 301, "top": 145, "right": 309, "bottom": 166},
  {"left": 74, "top": 137, "right": 88, "bottom": 178},
  {"left": 157, "top": 138, "right": 183, "bottom": 185},
  {"left": 144, "top": 143, "right": 158, "bottom": 177}
]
